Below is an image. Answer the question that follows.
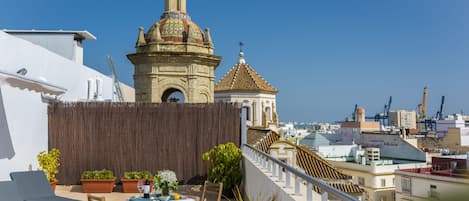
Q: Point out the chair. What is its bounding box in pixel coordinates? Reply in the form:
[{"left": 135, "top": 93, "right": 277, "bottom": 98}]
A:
[
  {"left": 87, "top": 194, "right": 106, "bottom": 201},
  {"left": 200, "top": 181, "right": 223, "bottom": 201},
  {"left": 10, "top": 170, "right": 79, "bottom": 201},
  {"left": 0, "top": 181, "right": 22, "bottom": 201}
]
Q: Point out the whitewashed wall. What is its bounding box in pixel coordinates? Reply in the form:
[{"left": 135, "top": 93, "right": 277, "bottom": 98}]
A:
[
  {"left": 0, "top": 31, "right": 130, "bottom": 180},
  {"left": 215, "top": 92, "right": 276, "bottom": 127}
]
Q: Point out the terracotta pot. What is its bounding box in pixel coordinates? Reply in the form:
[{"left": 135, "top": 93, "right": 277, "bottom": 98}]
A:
[
  {"left": 49, "top": 181, "right": 57, "bottom": 191},
  {"left": 121, "top": 179, "right": 154, "bottom": 193},
  {"left": 81, "top": 178, "right": 116, "bottom": 193}
]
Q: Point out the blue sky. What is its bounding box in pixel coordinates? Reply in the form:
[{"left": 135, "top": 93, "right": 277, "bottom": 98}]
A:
[{"left": 2, "top": 0, "right": 469, "bottom": 122}]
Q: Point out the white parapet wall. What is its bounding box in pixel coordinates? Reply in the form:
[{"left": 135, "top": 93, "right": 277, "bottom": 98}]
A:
[{"left": 243, "top": 155, "right": 323, "bottom": 201}]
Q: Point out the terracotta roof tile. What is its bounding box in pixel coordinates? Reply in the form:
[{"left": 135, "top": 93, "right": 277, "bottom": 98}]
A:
[
  {"left": 215, "top": 63, "right": 277, "bottom": 94},
  {"left": 296, "top": 145, "right": 349, "bottom": 180}
]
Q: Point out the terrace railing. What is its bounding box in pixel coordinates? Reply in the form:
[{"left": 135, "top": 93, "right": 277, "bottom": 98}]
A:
[{"left": 243, "top": 144, "right": 359, "bottom": 201}]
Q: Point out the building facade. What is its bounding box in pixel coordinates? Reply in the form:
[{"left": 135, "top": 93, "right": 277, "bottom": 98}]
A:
[
  {"left": 0, "top": 30, "right": 132, "bottom": 180},
  {"left": 215, "top": 50, "right": 278, "bottom": 128},
  {"left": 127, "top": 0, "right": 221, "bottom": 103},
  {"left": 395, "top": 155, "right": 469, "bottom": 201},
  {"left": 389, "top": 110, "right": 417, "bottom": 129},
  {"left": 319, "top": 145, "right": 427, "bottom": 201}
]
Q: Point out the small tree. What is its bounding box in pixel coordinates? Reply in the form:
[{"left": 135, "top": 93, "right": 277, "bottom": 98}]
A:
[
  {"left": 37, "top": 148, "right": 61, "bottom": 182},
  {"left": 202, "top": 142, "right": 242, "bottom": 197}
]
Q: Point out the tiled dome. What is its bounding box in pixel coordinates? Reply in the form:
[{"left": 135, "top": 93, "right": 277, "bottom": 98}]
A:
[{"left": 146, "top": 14, "right": 205, "bottom": 45}]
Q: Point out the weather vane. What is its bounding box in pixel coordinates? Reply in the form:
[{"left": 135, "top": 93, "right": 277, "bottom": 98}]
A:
[{"left": 239, "top": 41, "right": 244, "bottom": 52}]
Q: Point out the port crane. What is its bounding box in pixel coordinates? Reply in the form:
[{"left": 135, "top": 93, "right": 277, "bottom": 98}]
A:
[
  {"left": 435, "top": 96, "right": 445, "bottom": 120},
  {"left": 416, "top": 87, "right": 446, "bottom": 131},
  {"left": 106, "top": 55, "right": 125, "bottom": 102},
  {"left": 365, "top": 96, "right": 393, "bottom": 126}
]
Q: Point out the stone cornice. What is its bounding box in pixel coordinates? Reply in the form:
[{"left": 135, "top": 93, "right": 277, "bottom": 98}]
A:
[{"left": 127, "top": 52, "right": 222, "bottom": 68}]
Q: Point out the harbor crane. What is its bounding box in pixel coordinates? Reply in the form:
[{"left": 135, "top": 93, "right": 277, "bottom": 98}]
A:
[
  {"left": 364, "top": 96, "right": 393, "bottom": 126},
  {"left": 106, "top": 55, "right": 125, "bottom": 102},
  {"left": 435, "top": 96, "right": 445, "bottom": 120},
  {"left": 416, "top": 87, "right": 447, "bottom": 131}
]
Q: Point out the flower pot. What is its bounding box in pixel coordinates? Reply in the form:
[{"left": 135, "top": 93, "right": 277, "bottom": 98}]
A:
[
  {"left": 81, "top": 178, "right": 116, "bottom": 193},
  {"left": 49, "top": 181, "right": 57, "bottom": 191},
  {"left": 121, "top": 179, "right": 154, "bottom": 193}
]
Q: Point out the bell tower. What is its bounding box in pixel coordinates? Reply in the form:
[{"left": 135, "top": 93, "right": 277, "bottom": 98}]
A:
[{"left": 127, "top": 0, "right": 221, "bottom": 103}]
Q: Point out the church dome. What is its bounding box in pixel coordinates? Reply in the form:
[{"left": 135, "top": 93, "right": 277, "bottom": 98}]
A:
[{"left": 145, "top": 13, "right": 205, "bottom": 45}]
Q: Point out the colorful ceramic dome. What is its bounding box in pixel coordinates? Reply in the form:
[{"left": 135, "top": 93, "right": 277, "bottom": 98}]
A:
[{"left": 145, "top": 13, "right": 205, "bottom": 45}]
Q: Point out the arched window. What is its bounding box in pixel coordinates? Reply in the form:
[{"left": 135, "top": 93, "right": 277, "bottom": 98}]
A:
[{"left": 161, "top": 88, "right": 185, "bottom": 103}]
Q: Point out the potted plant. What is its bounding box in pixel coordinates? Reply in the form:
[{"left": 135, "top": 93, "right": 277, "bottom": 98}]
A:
[
  {"left": 155, "top": 170, "right": 178, "bottom": 196},
  {"left": 121, "top": 171, "right": 153, "bottom": 193},
  {"left": 80, "top": 169, "right": 116, "bottom": 193},
  {"left": 202, "top": 142, "right": 243, "bottom": 198},
  {"left": 37, "top": 148, "right": 60, "bottom": 191}
]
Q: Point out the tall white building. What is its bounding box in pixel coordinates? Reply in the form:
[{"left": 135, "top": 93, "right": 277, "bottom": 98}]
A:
[
  {"left": 215, "top": 49, "right": 278, "bottom": 128},
  {"left": 0, "top": 30, "right": 134, "bottom": 180}
]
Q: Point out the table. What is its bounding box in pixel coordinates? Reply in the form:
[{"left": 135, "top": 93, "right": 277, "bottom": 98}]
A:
[{"left": 127, "top": 196, "right": 195, "bottom": 201}]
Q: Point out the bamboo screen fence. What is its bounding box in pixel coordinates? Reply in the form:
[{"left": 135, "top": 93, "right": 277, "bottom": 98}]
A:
[{"left": 48, "top": 102, "right": 241, "bottom": 185}]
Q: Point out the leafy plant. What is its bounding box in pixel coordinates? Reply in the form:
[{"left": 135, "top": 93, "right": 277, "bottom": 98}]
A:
[
  {"left": 37, "top": 148, "right": 61, "bottom": 182},
  {"left": 123, "top": 171, "right": 153, "bottom": 180},
  {"left": 202, "top": 142, "right": 242, "bottom": 196},
  {"left": 81, "top": 169, "right": 115, "bottom": 180}
]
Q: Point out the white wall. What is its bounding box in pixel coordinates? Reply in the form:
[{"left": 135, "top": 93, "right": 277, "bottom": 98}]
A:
[
  {"left": 0, "top": 31, "right": 123, "bottom": 180},
  {"left": 215, "top": 92, "right": 276, "bottom": 127},
  {"left": 339, "top": 127, "right": 361, "bottom": 144},
  {"left": 317, "top": 145, "right": 357, "bottom": 161},
  {"left": 243, "top": 156, "right": 324, "bottom": 201}
]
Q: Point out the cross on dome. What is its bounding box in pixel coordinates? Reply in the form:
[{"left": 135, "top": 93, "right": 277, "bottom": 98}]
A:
[{"left": 238, "top": 42, "right": 246, "bottom": 64}]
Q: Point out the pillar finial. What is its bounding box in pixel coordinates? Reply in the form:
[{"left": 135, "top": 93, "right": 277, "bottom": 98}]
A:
[{"left": 136, "top": 26, "right": 147, "bottom": 47}]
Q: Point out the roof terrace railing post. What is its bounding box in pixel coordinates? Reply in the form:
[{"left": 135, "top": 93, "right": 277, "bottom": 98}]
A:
[
  {"left": 285, "top": 171, "right": 291, "bottom": 188},
  {"left": 294, "top": 175, "right": 301, "bottom": 196},
  {"left": 307, "top": 183, "right": 313, "bottom": 201},
  {"left": 321, "top": 191, "right": 328, "bottom": 201},
  {"left": 267, "top": 159, "right": 274, "bottom": 172},
  {"left": 272, "top": 163, "right": 277, "bottom": 177},
  {"left": 278, "top": 164, "right": 283, "bottom": 182}
]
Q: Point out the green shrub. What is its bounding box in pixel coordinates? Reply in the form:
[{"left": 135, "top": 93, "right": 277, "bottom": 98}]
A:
[
  {"left": 202, "top": 142, "right": 242, "bottom": 196},
  {"left": 37, "top": 148, "right": 61, "bottom": 182},
  {"left": 81, "top": 169, "right": 115, "bottom": 180},
  {"left": 123, "top": 171, "right": 153, "bottom": 180}
]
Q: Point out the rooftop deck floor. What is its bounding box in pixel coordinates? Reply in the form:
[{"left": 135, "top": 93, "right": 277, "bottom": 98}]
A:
[{"left": 56, "top": 185, "right": 205, "bottom": 201}]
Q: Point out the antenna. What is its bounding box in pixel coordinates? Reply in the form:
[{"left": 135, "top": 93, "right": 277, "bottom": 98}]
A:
[{"left": 107, "top": 55, "right": 125, "bottom": 102}]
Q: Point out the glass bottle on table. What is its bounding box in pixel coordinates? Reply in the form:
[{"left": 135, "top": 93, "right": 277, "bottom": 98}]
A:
[{"left": 143, "top": 179, "right": 150, "bottom": 198}]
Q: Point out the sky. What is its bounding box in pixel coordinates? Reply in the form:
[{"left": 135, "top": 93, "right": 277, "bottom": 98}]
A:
[{"left": 1, "top": 0, "right": 469, "bottom": 122}]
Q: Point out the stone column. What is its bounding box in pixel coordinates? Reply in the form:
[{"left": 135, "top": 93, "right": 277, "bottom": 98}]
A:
[{"left": 252, "top": 101, "right": 257, "bottom": 126}]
